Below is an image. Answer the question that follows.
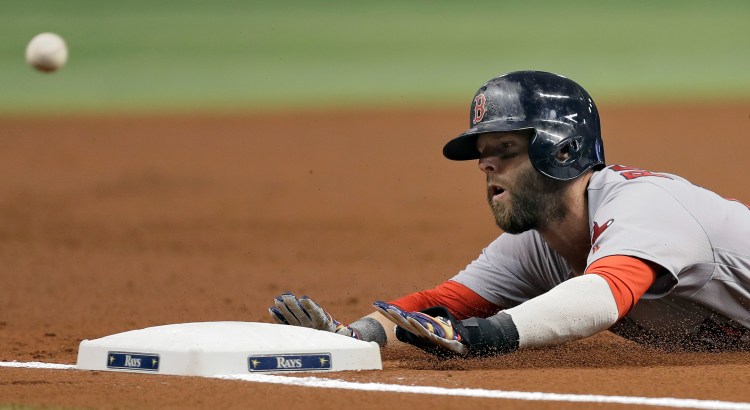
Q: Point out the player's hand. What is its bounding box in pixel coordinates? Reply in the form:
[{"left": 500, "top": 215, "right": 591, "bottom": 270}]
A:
[
  {"left": 373, "top": 301, "right": 468, "bottom": 357},
  {"left": 269, "top": 292, "right": 361, "bottom": 339}
]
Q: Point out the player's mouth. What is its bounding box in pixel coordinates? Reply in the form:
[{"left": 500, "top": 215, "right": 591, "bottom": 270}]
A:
[{"left": 488, "top": 184, "right": 506, "bottom": 201}]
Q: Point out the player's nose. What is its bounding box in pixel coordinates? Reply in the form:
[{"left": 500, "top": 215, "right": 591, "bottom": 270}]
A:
[{"left": 478, "top": 155, "right": 500, "bottom": 173}]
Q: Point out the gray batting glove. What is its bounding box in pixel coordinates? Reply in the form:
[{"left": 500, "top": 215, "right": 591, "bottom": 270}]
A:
[{"left": 269, "top": 292, "right": 360, "bottom": 339}]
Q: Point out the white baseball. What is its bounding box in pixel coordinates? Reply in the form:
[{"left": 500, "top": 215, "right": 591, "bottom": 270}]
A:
[{"left": 25, "top": 32, "right": 68, "bottom": 73}]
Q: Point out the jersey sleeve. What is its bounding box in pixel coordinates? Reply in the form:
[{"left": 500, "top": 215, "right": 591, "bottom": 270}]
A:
[
  {"left": 388, "top": 280, "right": 500, "bottom": 320},
  {"left": 588, "top": 181, "right": 713, "bottom": 297},
  {"left": 585, "top": 255, "right": 657, "bottom": 318},
  {"left": 450, "top": 231, "right": 571, "bottom": 309}
]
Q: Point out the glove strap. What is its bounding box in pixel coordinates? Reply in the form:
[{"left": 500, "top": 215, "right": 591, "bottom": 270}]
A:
[
  {"left": 393, "top": 306, "right": 520, "bottom": 358},
  {"left": 460, "top": 312, "right": 519, "bottom": 356},
  {"left": 349, "top": 317, "right": 388, "bottom": 347}
]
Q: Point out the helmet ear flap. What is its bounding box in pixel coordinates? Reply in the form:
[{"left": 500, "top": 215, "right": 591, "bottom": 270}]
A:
[{"left": 550, "top": 136, "right": 583, "bottom": 166}]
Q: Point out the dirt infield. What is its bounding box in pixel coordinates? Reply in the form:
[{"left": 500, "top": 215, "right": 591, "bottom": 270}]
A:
[{"left": 1, "top": 103, "right": 749, "bottom": 409}]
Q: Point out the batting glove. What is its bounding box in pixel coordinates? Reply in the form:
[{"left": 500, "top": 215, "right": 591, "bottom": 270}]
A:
[
  {"left": 269, "top": 292, "right": 361, "bottom": 339},
  {"left": 374, "top": 301, "right": 520, "bottom": 358},
  {"left": 373, "top": 301, "right": 468, "bottom": 357}
]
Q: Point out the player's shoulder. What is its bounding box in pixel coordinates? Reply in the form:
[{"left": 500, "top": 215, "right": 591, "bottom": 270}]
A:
[
  {"left": 587, "top": 165, "right": 693, "bottom": 213},
  {"left": 589, "top": 165, "right": 685, "bottom": 191}
]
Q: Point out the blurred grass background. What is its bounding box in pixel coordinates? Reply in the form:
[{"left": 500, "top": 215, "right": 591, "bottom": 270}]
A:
[{"left": 1, "top": 0, "right": 749, "bottom": 114}]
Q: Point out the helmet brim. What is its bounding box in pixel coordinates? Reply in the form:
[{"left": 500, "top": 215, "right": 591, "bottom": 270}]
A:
[{"left": 443, "top": 120, "right": 536, "bottom": 161}]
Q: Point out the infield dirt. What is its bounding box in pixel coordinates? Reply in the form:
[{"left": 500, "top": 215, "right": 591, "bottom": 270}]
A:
[{"left": 1, "top": 103, "right": 749, "bottom": 409}]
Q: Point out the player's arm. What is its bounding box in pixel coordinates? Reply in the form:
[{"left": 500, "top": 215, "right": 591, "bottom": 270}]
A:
[
  {"left": 269, "top": 280, "right": 500, "bottom": 347},
  {"left": 502, "top": 255, "right": 656, "bottom": 350},
  {"left": 360, "top": 280, "right": 501, "bottom": 346},
  {"left": 376, "top": 255, "right": 657, "bottom": 356}
]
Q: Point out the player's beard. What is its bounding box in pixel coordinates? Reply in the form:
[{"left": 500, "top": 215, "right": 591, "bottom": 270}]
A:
[{"left": 488, "top": 165, "right": 570, "bottom": 234}]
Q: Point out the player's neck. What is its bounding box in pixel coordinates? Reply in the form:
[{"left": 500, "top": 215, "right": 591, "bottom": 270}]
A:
[{"left": 537, "top": 171, "right": 593, "bottom": 275}]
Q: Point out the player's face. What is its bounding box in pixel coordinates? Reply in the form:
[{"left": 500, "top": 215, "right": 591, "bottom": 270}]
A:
[{"left": 477, "top": 132, "right": 569, "bottom": 233}]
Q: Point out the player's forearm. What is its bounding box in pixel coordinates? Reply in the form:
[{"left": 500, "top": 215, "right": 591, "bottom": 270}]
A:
[{"left": 504, "top": 274, "right": 619, "bottom": 348}]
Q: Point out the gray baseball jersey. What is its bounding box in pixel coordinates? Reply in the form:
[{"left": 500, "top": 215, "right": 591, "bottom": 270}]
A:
[{"left": 451, "top": 165, "right": 750, "bottom": 347}]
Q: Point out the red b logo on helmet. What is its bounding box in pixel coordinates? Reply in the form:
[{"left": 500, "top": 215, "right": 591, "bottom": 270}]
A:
[{"left": 473, "top": 94, "right": 487, "bottom": 125}]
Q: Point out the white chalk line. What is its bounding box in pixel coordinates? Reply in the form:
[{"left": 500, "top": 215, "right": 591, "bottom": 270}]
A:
[
  {"left": 0, "top": 361, "right": 76, "bottom": 370},
  {"left": 218, "top": 374, "right": 750, "bottom": 410},
  {"left": 2, "top": 361, "right": 749, "bottom": 410}
]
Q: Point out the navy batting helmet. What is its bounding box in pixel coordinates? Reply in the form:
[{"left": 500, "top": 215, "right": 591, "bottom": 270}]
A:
[{"left": 443, "top": 71, "right": 605, "bottom": 181}]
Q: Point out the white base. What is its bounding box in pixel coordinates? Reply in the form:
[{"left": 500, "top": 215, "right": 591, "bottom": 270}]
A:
[{"left": 76, "top": 322, "right": 382, "bottom": 376}]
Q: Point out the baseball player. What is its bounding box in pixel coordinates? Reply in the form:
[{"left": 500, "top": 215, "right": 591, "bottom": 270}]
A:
[{"left": 270, "top": 71, "right": 750, "bottom": 357}]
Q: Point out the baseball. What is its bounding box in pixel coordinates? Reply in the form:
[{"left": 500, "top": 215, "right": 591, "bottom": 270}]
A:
[{"left": 25, "top": 32, "right": 68, "bottom": 73}]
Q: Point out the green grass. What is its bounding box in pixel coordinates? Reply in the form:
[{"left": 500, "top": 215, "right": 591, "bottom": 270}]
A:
[{"left": 1, "top": 0, "right": 749, "bottom": 113}]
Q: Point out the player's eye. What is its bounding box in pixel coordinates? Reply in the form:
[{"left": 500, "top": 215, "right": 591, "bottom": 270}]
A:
[{"left": 497, "top": 141, "right": 518, "bottom": 159}]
